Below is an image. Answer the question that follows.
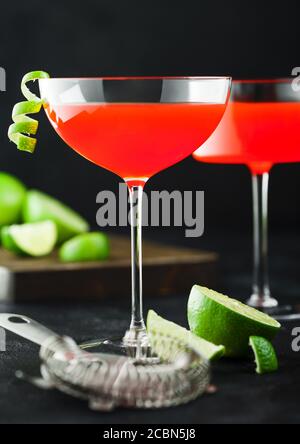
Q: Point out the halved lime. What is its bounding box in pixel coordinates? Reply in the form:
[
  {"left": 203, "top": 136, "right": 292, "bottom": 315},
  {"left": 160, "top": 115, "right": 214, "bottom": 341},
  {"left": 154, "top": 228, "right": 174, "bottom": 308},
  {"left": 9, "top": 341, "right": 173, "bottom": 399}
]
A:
[
  {"left": 147, "top": 310, "right": 225, "bottom": 361},
  {"left": 59, "top": 232, "right": 110, "bottom": 262},
  {"left": 188, "top": 285, "right": 281, "bottom": 358},
  {"left": 1, "top": 220, "right": 57, "bottom": 256},
  {"left": 0, "top": 172, "right": 26, "bottom": 227},
  {"left": 249, "top": 336, "right": 279, "bottom": 374},
  {"left": 23, "top": 190, "right": 89, "bottom": 243}
]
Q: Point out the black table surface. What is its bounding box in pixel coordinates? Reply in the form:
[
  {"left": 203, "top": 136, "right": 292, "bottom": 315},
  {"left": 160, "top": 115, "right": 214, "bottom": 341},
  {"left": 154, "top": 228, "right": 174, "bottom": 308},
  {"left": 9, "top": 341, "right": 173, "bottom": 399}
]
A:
[{"left": 0, "top": 233, "right": 299, "bottom": 424}]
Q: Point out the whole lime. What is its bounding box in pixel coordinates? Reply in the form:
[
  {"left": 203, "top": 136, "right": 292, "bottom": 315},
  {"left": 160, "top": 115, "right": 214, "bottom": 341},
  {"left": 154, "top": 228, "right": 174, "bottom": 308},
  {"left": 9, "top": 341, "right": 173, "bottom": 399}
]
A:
[
  {"left": 0, "top": 172, "right": 26, "bottom": 227},
  {"left": 59, "top": 232, "right": 110, "bottom": 262}
]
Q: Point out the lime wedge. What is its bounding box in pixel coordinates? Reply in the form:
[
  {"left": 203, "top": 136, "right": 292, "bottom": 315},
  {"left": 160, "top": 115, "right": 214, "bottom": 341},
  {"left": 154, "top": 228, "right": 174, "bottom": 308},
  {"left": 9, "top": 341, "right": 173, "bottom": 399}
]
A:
[
  {"left": 1, "top": 226, "right": 23, "bottom": 254},
  {"left": 59, "top": 232, "right": 110, "bottom": 262},
  {"left": 1, "top": 220, "right": 57, "bottom": 256},
  {"left": 8, "top": 71, "right": 50, "bottom": 153},
  {"left": 0, "top": 172, "right": 26, "bottom": 227},
  {"left": 249, "top": 336, "right": 279, "bottom": 374},
  {"left": 147, "top": 310, "right": 225, "bottom": 361},
  {"left": 23, "top": 190, "right": 89, "bottom": 243},
  {"left": 188, "top": 285, "right": 281, "bottom": 358}
]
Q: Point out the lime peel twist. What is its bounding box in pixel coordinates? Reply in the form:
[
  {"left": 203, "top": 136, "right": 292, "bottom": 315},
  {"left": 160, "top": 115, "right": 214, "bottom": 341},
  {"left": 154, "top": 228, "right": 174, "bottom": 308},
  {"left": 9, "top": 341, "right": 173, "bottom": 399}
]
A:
[{"left": 8, "top": 71, "right": 50, "bottom": 153}]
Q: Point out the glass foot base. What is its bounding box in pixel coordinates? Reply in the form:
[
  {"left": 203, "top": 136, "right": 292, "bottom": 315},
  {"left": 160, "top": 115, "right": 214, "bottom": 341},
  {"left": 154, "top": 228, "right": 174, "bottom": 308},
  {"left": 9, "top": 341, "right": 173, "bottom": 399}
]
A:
[
  {"left": 247, "top": 294, "right": 279, "bottom": 309},
  {"left": 247, "top": 296, "right": 300, "bottom": 321},
  {"left": 80, "top": 333, "right": 160, "bottom": 363},
  {"left": 262, "top": 304, "right": 300, "bottom": 322}
]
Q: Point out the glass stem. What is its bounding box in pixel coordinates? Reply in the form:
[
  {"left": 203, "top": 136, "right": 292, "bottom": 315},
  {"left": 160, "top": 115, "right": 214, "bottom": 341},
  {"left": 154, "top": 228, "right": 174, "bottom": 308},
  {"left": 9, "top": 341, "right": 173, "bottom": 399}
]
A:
[
  {"left": 124, "top": 184, "right": 148, "bottom": 345},
  {"left": 248, "top": 173, "right": 278, "bottom": 308}
]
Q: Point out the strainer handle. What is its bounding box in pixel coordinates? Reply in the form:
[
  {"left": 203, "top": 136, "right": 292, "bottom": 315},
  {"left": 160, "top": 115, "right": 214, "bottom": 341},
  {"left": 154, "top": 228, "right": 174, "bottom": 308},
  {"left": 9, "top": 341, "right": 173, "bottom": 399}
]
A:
[{"left": 0, "top": 314, "right": 59, "bottom": 346}]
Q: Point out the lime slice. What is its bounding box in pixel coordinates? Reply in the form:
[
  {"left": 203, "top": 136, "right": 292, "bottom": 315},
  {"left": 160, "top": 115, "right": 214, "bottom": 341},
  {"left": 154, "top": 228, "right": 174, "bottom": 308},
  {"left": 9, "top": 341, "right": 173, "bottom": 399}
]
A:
[
  {"left": 8, "top": 71, "right": 50, "bottom": 153},
  {"left": 249, "top": 336, "right": 279, "bottom": 374},
  {"left": 23, "top": 190, "right": 89, "bottom": 244},
  {"left": 147, "top": 310, "right": 225, "bottom": 361},
  {"left": 1, "top": 221, "right": 57, "bottom": 256},
  {"left": 0, "top": 173, "right": 26, "bottom": 227},
  {"left": 59, "top": 232, "right": 110, "bottom": 262},
  {"left": 188, "top": 285, "right": 281, "bottom": 358}
]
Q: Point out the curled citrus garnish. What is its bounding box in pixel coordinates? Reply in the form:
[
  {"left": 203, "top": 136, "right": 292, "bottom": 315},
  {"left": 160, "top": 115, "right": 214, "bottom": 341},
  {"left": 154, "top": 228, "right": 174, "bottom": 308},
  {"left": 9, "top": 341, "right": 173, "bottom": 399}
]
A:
[{"left": 8, "top": 71, "right": 50, "bottom": 153}]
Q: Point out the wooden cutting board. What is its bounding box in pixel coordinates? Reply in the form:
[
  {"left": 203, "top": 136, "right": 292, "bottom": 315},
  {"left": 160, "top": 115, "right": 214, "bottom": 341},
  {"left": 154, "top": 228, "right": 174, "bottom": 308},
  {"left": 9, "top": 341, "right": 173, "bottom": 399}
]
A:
[{"left": 0, "top": 236, "right": 218, "bottom": 302}]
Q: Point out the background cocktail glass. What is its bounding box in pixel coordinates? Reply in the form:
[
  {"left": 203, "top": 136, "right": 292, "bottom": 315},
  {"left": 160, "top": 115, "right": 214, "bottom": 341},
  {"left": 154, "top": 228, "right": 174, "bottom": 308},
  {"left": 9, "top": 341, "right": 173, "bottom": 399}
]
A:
[
  {"left": 39, "top": 77, "right": 231, "bottom": 353},
  {"left": 193, "top": 79, "right": 300, "bottom": 320}
]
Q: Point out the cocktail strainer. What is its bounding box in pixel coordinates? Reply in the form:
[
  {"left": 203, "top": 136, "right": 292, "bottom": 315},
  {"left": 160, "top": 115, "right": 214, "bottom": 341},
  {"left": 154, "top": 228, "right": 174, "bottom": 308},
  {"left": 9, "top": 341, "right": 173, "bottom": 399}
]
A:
[{"left": 0, "top": 314, "right": 210, "bottom": 411}]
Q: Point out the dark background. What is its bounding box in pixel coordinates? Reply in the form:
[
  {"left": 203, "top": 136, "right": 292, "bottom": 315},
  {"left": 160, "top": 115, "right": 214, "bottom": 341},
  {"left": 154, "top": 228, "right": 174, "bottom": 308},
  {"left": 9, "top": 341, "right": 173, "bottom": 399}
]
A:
[
  {"left": 0, "top": 3, "right": 299, "bottom": 424},
  {"left": 0, "top": 0, "right": 300, "bottom": 298}
]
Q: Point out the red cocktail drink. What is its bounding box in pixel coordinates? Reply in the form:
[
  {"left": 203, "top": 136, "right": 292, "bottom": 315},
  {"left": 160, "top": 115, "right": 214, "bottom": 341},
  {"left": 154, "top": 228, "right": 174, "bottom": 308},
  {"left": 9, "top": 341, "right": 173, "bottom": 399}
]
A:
[
  {"left": 193, "top": 79, "right": 300, "bottom": 317},
  {"left": 194, "top": 100, "right": 300, "bottom": 174},
  {"left": 46, "top": 102, "right": 226, "bottom": 183}
]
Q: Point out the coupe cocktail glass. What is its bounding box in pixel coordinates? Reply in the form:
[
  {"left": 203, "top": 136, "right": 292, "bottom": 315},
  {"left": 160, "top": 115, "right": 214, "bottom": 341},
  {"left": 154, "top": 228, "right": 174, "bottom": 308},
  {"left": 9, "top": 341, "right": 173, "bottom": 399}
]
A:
[
  {"left": 39, "top": 77, "right": 231, "bottom": 353},
  {"left": 193, "top": 79, "right": 300, "bottom": 319}
]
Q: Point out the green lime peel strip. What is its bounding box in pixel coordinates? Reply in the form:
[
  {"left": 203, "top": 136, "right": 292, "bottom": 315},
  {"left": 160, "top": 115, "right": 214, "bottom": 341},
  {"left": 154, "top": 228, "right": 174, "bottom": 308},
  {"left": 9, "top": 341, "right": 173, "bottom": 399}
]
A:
[{"left": 8, "top": 71, "right": 50, "bottom": 153}]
